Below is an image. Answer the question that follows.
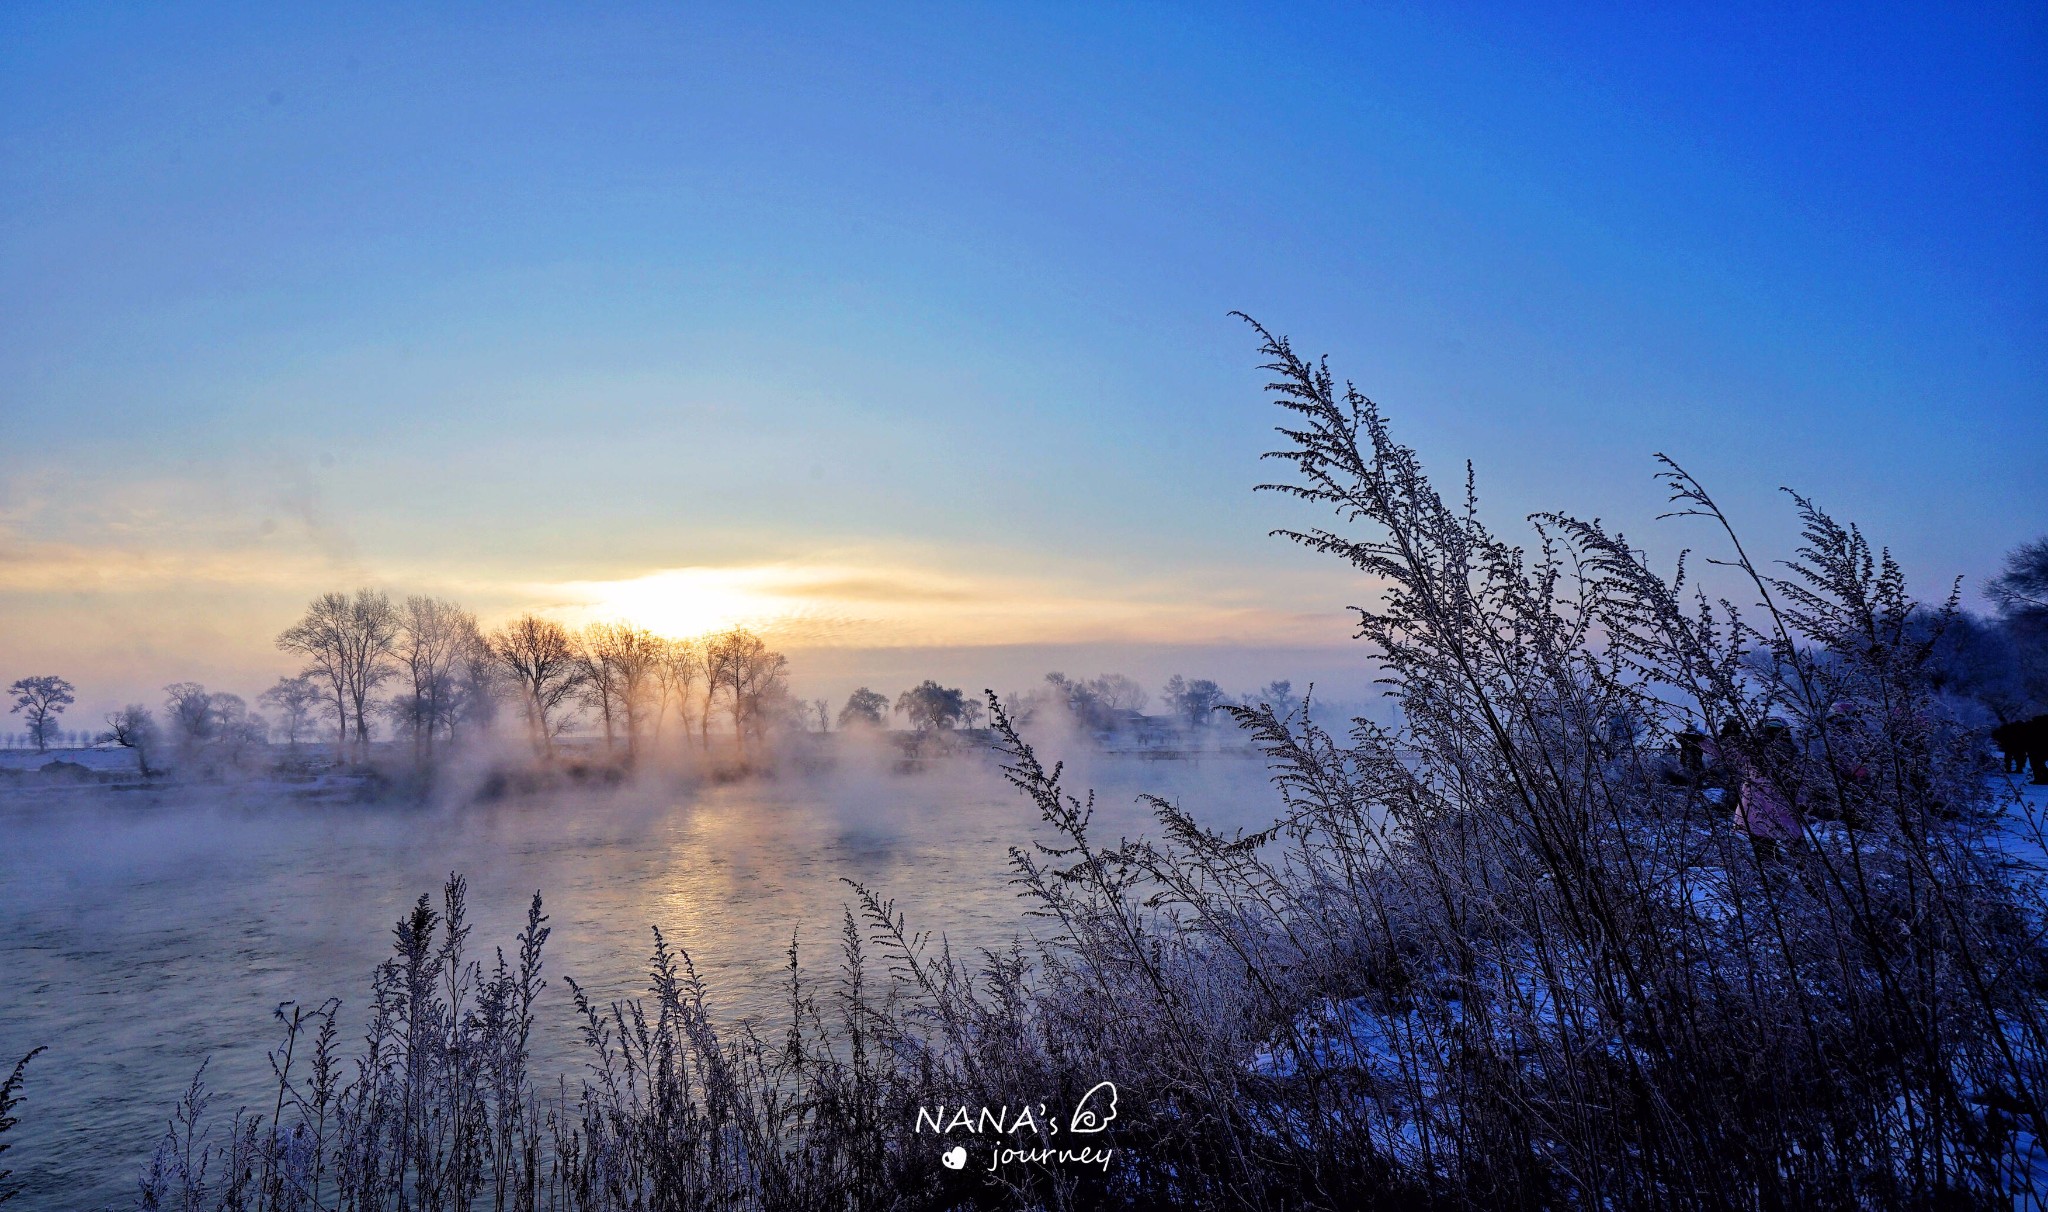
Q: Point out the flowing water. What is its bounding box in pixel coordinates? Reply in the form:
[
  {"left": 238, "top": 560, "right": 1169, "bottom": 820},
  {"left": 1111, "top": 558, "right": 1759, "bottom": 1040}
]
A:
[{"left": 0, "top": 745, "right": 1280, "bottom": 1209}]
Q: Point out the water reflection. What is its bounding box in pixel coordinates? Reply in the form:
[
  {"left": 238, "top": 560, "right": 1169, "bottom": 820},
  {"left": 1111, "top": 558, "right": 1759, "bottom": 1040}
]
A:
[{"left": 0, "top": 751, "right": 1278, "bottom": 1209}]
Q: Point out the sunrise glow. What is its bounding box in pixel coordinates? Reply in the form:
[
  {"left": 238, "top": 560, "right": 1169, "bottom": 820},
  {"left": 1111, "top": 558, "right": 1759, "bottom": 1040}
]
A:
[{"left": 554, "top": 566, "right": 818, "bottom": 639}]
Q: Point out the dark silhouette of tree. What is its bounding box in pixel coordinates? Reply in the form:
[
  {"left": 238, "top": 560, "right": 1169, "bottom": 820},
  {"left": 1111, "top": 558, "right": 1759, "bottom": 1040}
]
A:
[
  {"left": 654, "top": 638, "right": 704, "bottom": 747},
  {"left": 577, "top": 622, "right": 665, "bottom": 759},
  {"left": 277, "top": 589, "right": 399, "bottom": 762},
  {"left": 99, "top": 704, "right": 158, "bottom": 776},
  {"left": 1990, "top": 537, "right": 2048, "bottom": 618},
  {"left": 574, "top": 623, "right": 624, "bottom": 752},
  {"left": 704, "top": 627, "right": 788, "bottom": 755},
  {"left": 490, "top": 614, "right": 585, "bottom": 760},
  {"left": 1161, "top": 674, "right": 1227, "bottom": 727},
  {"left": 836, "top": 686, "right": 890, "bottom": 729},
  {"left": 1247, "top": 679, "right": 1300, "bottom": 719},
  {"left": 6, "top": 675, "right": 74, "bottom": 753},
  {"left": 895, "top": 680, "right": 966, "bottom": 731},
  {"left": 391, "top": 596, "right": 483, "bottom": 764}
]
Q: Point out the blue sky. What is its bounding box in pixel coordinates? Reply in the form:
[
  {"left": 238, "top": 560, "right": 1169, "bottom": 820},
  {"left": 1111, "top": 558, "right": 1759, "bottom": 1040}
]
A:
[{"left": 2, "top": 3, "right": 2043, "bottom": 712}]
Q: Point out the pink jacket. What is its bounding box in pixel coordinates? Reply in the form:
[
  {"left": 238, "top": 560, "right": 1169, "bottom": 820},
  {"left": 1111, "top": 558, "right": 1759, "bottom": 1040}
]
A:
[
  {"left": 1734, "top": 769, "right": 1800, "bottom": 840},
  {"left": 1704, "top": 737, "right": 1801, "bottom": 841}
]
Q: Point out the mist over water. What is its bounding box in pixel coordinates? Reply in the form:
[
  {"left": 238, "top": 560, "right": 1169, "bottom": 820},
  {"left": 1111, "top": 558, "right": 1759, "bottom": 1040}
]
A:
[{"left": 0, "top": 748, "right": 1281, "bottom": 1210}]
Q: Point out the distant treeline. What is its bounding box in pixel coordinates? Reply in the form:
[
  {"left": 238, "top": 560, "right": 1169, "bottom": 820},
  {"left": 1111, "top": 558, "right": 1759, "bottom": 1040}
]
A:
[{"left": 4, "top": 592, "right": 1306, "bottom": 776}]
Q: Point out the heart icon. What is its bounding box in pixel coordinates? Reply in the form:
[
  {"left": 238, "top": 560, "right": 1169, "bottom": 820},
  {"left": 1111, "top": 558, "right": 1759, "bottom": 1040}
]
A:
[{"left": 941, "top": 1145, "right": 967, "bottom": 1170}]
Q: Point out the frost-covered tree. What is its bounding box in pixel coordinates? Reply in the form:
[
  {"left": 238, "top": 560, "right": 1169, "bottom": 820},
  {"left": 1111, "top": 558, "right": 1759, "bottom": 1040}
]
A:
[
  {"left": 258, "top": 675, "right": 324, "bottom": 750},
  {"left": 1091, "top": 673, "right": 1149, "bottom": 714},
  {"left": 1040, "top": 672, "right": 1150, "bottom": 733},
  {"left": 1915, "top": 539, "right": 2048, "bottom": 724},
  {"left": 1990, "top": 537, "right": 2048, "bottom": 716},
  {"left": 208, "top": 694, "right": 267, "bottom": 768},
  {"left": 161, "top": 685, "right": 267, "bottom": 772},
  {"left": 163, "top": 682, "right": 217, "bottom": 749},
  {"left": 6, "top": 675, "right": 74, "bottom": 753},
  {"left": 99, "top": 704, "right": 158, "bottom": 776}
]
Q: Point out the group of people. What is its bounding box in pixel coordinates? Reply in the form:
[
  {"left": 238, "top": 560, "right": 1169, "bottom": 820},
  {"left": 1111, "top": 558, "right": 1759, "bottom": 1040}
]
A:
[
  {"left": 1668, "top": 703, "right": 1893, "bottom": 858},
  {"left": 1992, "top": 715, "right": 2048, "bottom": 785},
  {"left": 1660, "top": 705, "right": 2044, "bottom": 859}
]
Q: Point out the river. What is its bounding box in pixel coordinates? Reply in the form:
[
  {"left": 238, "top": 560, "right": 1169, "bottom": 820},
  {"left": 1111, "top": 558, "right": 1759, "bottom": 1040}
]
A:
[{"left": 0, "top": 743, "right": 1280, "bottom": 1209}]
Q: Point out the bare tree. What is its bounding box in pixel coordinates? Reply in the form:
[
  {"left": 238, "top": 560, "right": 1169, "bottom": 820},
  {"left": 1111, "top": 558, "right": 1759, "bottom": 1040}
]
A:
[
  {"left": 1160, "top": 674, "right": 1227, "bottom": 727},
  {"left": 277, "top": 589, "right": 399, "bottom": 762},
  {"left": 654, "top": 638, "right": 705, "bottom": 748},
  {"left": 163, "top": 682, "right": 217, "bottom": 751},
  {"left": 1245, "top": 678, "right": 1300, "bottom": 719},
  {"left": 160, "top": 684, "right": 266, "bottom": 773},
  {"left": 99, "top": 704, "right": 157, "bottom": 776},
  {"left": 450, "top": 627, "right": 504, "bottom": 741},
  {"left": 1990, "top": 536, "right": 2048, "bottom": 616},
  {"left": 6, "top": 675, "right": 75, "bottom": 753},
  {"left": 392, "top": 596, "right": 481, "bottom": 764},
  {"left": 1090, "top": 672, "right": 1149, "bottom": 714},
  {"left": 491, "top": 614, "right": 584, "bottom": 760},
  {"left": 704, "top": 627, "right": 788, "bottom": 755},
  {"left": 345, "top": 591, "right": 399, "bottom": 758},
  {"left": 208, "top": 693, "right": 267, "bottom": 770},
  {"left": 278, "top": 593, "right": 350, "bottom": 761},
  {"left": 578, "top": 622, "right": 665, "bottom": 760},
  {"left": 573, "top": 625, "right": 623, "bottom": 753},
  {"left": 258, "top": 675, "right": 323, "bottom": 751}
]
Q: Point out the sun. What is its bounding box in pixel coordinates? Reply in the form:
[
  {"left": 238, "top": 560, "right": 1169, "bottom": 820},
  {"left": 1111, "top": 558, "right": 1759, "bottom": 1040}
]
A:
[{"left": 557, "top": 567, "right": 797, "bottom": 639}]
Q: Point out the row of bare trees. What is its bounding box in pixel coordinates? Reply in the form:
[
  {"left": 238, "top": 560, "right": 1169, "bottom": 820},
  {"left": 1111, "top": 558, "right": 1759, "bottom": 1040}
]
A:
[
  {"left": 275, "top": 590, "right": 494, "bottom": 764},
  {"left": 275, "top": 589, "right": 792, "bottom": 765},
  {"left": 491, "top": 615, "right": 791, "bottom": 760}
]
